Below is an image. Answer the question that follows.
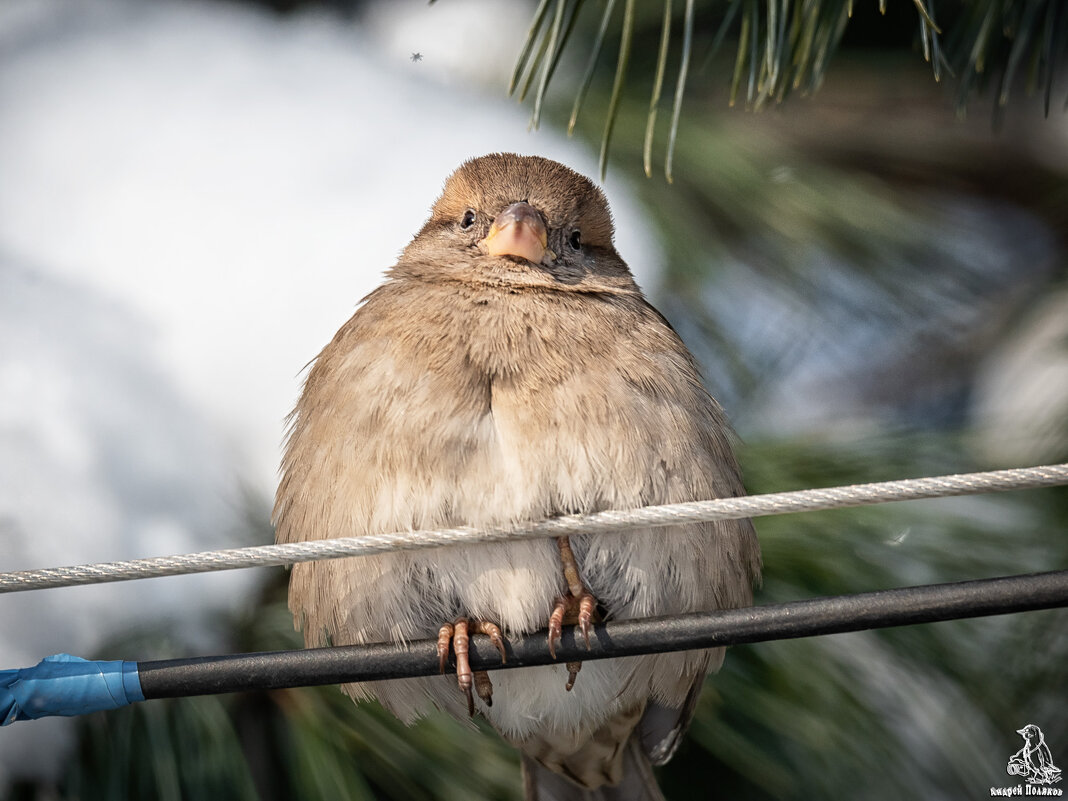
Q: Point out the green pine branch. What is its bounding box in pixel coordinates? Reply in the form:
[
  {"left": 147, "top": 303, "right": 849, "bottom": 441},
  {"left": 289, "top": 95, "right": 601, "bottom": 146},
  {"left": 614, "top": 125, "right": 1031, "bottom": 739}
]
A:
[{"left": 508, "top": 0, "right": 1068, "bottom": 180}]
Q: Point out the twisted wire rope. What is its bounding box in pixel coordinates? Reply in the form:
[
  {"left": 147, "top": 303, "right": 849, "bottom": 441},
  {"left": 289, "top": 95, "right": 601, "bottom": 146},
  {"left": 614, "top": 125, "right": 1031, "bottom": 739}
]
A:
[{"left": 2, "top": 463, "right": 1065, "bottom": 594}]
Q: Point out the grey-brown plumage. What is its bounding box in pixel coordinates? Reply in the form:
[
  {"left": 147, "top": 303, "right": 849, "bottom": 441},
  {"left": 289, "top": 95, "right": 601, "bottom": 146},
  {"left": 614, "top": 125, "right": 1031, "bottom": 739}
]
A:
[{"left": 274, "top": 154, "right": 760, "bottom": 800}]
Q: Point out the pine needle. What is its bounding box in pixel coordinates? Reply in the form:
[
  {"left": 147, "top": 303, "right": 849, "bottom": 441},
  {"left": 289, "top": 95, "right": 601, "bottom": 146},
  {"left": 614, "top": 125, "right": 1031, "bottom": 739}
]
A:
[
  {"left": 644, "top": 0, "right": 673, "bottom": 178},
  {"left": 911, "top": 0, "right": 943, "bottom": 35},
  {"left": 1000, "top": 0, "right": 1041, "bottom": 107},
  {"left": 730, "top": 6, "right": 750, "bottom": 107},
  {"left": 568, "top": 0, "right": 617, "bottom": 136},
  {"left": 531, "top": 0, "right": 569, "bottom": 130},
  {"left": 599, "top": 0, "right": 636, "bottom": 181},
  {"left": 508, "top": 0, "right": 1065, "bottom": 177},
  {"left": 747, "top": 0, "right": 760, "bottom": 104},
  {"left": 509, "top": 0, "right": 552, "bottom": 95},
  {"left": 517, "top": 25, "right": 553, "bottom": 103},
  {"left": 666, "top": 0, "right": 695, "bottom": 183}
]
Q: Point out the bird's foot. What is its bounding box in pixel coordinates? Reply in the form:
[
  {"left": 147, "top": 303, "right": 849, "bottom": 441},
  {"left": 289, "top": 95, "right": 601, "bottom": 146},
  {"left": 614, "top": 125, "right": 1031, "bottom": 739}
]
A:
[
  {"left": 437, "top": 618, "right": 506, "bottom": 716},
  {"left": 548, "top": 536, "right": 599, "bottom": 691},
  {"left": 547, "top": 590, "right": 597, "bottom": 658}
]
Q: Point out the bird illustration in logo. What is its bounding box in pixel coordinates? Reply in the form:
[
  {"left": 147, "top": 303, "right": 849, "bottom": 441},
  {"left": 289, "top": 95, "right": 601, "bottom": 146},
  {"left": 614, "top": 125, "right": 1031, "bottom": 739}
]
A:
[{"left": 1007, "top": 724, "right": 1062, "bottom": 785}]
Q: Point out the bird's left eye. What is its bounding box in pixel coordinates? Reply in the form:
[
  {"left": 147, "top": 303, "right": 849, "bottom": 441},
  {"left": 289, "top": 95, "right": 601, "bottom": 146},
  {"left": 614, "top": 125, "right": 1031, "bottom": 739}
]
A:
[
  {"left": 460, "top": 209, "right": 476, "bottom": 230},
  {"left": 568, "top": 230, "right": 582, "bottom": 251}
]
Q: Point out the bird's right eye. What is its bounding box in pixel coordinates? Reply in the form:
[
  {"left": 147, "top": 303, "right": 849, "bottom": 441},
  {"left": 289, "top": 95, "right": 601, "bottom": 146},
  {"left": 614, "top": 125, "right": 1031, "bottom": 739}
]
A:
[{"left": 460, "top": 209, "right": 476, "bottom": 230}]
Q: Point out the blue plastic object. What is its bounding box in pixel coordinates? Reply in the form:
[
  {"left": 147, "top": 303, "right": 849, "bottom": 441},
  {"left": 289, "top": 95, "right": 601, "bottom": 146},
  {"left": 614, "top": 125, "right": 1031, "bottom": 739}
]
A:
[{"left": 0, "top": 653, "right": 144, "bottom": 725}]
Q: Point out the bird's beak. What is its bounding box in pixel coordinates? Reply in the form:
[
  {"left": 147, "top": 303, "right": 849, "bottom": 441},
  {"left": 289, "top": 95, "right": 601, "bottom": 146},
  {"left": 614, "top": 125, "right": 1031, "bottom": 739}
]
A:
[{"left": 480, "top": 201, "right": 550, "bottom": 264}]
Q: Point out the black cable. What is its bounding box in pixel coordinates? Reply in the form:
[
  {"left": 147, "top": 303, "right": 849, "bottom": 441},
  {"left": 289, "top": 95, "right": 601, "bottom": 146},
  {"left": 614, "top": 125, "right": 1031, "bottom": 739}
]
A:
[{"left": 137, "top": 569, "right": 1068, "bottom": 700}]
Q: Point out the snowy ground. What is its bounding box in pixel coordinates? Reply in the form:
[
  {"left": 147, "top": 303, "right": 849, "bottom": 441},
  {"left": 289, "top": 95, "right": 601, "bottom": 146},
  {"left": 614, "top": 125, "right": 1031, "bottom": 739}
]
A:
[{"left": 0, "top": 0, "right": 659, "bottom": 783}]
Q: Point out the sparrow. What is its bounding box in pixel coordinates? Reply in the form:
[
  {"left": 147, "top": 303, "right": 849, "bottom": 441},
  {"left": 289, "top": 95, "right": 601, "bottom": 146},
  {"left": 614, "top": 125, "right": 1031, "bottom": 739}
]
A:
[{"left": 273, "top": 153, "right": 761, "bottom": 801}]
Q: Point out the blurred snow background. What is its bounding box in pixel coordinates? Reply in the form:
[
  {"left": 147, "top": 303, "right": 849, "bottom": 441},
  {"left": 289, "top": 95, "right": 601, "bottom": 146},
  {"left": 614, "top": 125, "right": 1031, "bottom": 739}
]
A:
[
  {"left": 2, "top": 0, "right": 1065, "bottom": 794},
  {"left": 0, "top": 0, "right": 659, "bottom": 784}
]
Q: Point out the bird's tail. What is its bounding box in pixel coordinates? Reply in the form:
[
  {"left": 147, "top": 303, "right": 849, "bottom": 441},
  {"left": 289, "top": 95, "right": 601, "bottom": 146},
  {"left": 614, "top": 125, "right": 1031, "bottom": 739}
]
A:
[{"left": 521, "top": 735, "right": 666, "bottom": 801}]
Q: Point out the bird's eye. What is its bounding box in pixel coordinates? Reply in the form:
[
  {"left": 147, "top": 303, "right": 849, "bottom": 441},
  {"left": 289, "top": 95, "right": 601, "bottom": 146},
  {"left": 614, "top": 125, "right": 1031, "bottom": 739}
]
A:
[
  {"left": 460, "top": 209, "right": 476, "bottom": 230},
  {"left": 568, "top": 230, "right": 582, "bottom": 250}
]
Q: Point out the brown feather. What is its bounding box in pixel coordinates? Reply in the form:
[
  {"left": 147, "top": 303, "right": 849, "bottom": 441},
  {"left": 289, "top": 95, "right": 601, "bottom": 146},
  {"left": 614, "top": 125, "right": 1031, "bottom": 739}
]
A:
[{"left": 274, "top": 153, "right": 761, "bottom": 791}]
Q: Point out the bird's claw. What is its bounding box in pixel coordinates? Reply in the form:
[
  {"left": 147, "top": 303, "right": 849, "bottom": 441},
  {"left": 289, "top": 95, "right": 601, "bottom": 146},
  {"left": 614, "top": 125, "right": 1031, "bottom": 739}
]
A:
[
  {"left": 547, "top": 590, "right": 596, "bottom": 658},
  {"left": 549, "top": 536, "right": 600, "bottom": 690},
  {"left": 565, "top": 662, "right": 582, "bottom": 692},
  {"left": 437, "top": 618, "right": 506, "bottom": 715},
  {"left": 547, "top": 589, "right": 598, "bottom": 692}
]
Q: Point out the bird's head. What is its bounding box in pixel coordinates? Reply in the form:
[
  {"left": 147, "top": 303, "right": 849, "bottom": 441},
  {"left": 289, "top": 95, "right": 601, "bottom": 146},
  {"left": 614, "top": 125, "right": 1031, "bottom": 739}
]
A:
[
  {"left": 1018, "top": 725, "right": 1040, "bottom": 741},
  {"left": 398, "top": 153, "right": 638, "bottom": 294}
]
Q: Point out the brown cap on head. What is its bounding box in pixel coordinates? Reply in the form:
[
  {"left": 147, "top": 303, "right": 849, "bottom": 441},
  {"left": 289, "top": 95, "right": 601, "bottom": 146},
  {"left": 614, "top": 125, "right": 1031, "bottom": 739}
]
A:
[{"left": 432, "top": 153, "right": 614, "bottom": 250}]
